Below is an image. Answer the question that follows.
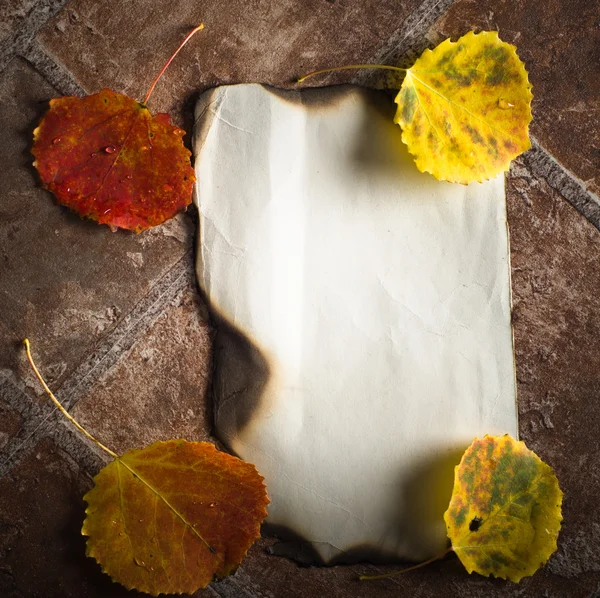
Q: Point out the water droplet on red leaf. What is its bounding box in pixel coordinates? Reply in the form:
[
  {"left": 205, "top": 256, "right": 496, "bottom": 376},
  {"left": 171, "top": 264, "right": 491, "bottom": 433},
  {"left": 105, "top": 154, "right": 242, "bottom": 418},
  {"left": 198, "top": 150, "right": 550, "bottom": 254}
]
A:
[{"left": 31, "top": 89, "right": 195, "bottom": 232}]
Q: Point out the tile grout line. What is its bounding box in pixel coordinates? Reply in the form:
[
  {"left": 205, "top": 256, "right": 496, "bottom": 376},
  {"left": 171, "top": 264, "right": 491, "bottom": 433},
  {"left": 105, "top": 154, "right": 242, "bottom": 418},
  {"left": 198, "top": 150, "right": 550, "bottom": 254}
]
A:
[
  {"left": 0, "top": 376, "right": 55, "bottom": 423},
  {"left": 0, "top": 380, "right": 61, "bottom": 471},
  {"left": 207, "top": 570, "right": 281, "bottom": 598},
  {"left": 0, "top": 250, "right": 195, "bottom": 477},
  {"left": 525, "top": 138, "right": 600, "bottom": 231},
  {"left": 50, "top": 419, "right": 110, "bottom": 475},
  {"left": 57, "top": 250, "right": 196, "bottom": 410},
  {"left": 0, "top": 0, "right": 71, "bottom": 74},
  {"left": 359, "top": 0, "right": 458, "bottom": 76},
  {"left": 21, "top": 38, "right": 86, "bottom": 97}
]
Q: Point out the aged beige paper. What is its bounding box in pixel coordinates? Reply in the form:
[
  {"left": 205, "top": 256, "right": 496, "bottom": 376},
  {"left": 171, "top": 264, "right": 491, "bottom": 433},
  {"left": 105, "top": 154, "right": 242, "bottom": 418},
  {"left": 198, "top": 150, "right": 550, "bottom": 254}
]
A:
[{"left": 193, "top": 84, "right": 518, "bottom": 563}]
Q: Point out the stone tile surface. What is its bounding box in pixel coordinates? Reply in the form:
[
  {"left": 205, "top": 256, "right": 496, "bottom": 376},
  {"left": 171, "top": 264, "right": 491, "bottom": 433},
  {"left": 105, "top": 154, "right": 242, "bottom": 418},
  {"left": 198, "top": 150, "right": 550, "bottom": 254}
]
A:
[
  {"left": 0, "top": 437, "right": 103, "bottom": 597},
  {"left": 71, "top": 275, "right": 213, "bottom": 455},
  {"left": 36, "top": 0, "right": 425, "bottom": 125},
  {"left": 0, "top": 436, "right": 219, "bottom": 597},
  {"left": 0, "top": 0, "right": 39, "bottom": 45},
  {"left": 508, "top": 158, "right": 600, "bottom": 582},
  {"left": 0, "top": 58, "right": 194, "bottom": 392},
  {"left": 430, "top": 0, "right": 600, "bottom": 197},
  {"left": 0, "top": 398, "right": 22, "bottom": 450},
  {"left": 215, "top": 536, "right": 598, "bottom": 598}
]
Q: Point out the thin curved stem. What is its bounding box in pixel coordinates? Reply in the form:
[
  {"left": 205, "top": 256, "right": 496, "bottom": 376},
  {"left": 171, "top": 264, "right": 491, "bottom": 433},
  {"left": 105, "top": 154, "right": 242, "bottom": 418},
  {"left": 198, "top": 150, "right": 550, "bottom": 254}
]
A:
[
  {"left": 297, "top": 63, "right": 407, "bottom": 83},
  {"left": 23, "top": 339, "right": 118, "bottom": 459},
  {"left": 143, "top": 23, "right": 205, "bottom": 106},
  {"left": 359, "top": 546, "right": 454, "bottom": 581}
]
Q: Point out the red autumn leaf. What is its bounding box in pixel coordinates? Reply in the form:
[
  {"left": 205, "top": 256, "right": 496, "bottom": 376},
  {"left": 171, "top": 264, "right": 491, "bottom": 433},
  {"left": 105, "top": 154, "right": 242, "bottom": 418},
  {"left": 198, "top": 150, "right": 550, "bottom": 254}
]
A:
[
  {"left": 32, "top": 91, "right": 194, "bottom": 232},
  {"left": 31, "top": 26, "right": 203, "bottom": 233}
]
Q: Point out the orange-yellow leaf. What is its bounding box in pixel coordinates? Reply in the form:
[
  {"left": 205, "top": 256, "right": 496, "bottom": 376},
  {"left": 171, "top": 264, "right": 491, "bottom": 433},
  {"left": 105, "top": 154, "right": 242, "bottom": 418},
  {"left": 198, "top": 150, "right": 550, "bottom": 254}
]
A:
[
  {"left": 82, "top": 440, "right": 269, "bottom": 595},
  {"left": 444, "top": 435, "right": 562, "bottom": 583},
  {"left": 395, "top": 31, "right": 533, "bottom": 184}
]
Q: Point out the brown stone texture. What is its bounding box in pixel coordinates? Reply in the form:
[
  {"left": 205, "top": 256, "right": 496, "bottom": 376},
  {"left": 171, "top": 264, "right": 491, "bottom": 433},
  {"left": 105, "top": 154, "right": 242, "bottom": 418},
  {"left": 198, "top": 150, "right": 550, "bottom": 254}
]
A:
[
  {"left": 218, "top": 536, "right": 595, "bottom": 598},
  {"left": 0, "top": 0, "right": 39, "bottom": 45},
  {"left": 430, "top": 0, "right": 600, "bottom": 197},
  {"left": 508, "top": 158, "right": 600, "bottom": 583},
  {"left": 0, "top": 437, "right": 110, "bottom": 598},
  {"left": 0, "top": 436, "right": 218, "bottom": 597},
  {"left": 0, "top": 58, "right": 194, "bottom": 392},
  {"left": 0, "top": 398, "right": 22, "bottom": 450},
  {"left": 35, "top": 0, "right": 425, "bottom": 125},
  {"left": 71, "top": 276, "right": 214, "bottom": 455}
]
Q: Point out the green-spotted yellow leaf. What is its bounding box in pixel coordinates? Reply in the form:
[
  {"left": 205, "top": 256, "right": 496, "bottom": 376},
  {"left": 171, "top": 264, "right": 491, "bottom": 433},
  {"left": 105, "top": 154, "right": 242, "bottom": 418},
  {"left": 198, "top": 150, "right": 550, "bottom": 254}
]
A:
[
  {"left": 444, "top": 434, "right": 562, "bottom": 582},
  {"left": 298, "top": 31, "right": 532, "bottom": 184},
  {"left": 395, "top": 31, "right": 532, "bottom": 183}
]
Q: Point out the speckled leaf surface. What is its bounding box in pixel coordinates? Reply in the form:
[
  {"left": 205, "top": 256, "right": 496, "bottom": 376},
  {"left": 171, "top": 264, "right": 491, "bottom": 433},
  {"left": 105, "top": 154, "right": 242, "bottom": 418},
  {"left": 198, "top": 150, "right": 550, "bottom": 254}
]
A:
[
  {"left": 32, "top": 89, "right": 195, "bottom": 232},
  {"left": 82, "top": 440, "right": 269, "bottom": 596},
  {"left": 395, "top": 31, "right": 533, "bottom": 184},
  {"left": 444, "top": 435, "right": 562, "bottom": 582}
]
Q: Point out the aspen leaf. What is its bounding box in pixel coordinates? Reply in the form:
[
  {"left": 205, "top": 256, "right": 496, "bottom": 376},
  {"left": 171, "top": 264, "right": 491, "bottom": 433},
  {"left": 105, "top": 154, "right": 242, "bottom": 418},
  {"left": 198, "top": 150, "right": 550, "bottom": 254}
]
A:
[
  {"left": 298, "top": 31, "right": 533, "bottom": 184},
  {"left": 23, "top": 339, "right": 269, "bottom": 596},
  {"left": 360, "top": 434, "right": 562, "bottom": 583},
  {"left": 395, "top": 31, "right": 533, "bottom": 184},
  {"left": 444, "top": 435, "right": 562, "bottom": 582},
  {"left": 31, "top": 26, "right": 203, "bottom": 232},
  {"left": 32, "top": 91, "right": 195, "bottom": 233},
  {"left": 83, "top": 440, "right": 269, "bottom": 595}
]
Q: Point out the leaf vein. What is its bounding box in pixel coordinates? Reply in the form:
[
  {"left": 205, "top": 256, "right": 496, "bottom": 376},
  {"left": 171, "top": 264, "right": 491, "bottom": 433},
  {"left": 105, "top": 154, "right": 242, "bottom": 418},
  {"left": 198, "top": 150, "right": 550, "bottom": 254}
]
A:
[
  {"left": 118, "top": 457, "right": 216, "bottom": 555},
  {"left": 409, "top": 71, "right": 517, "bottom": 140}
]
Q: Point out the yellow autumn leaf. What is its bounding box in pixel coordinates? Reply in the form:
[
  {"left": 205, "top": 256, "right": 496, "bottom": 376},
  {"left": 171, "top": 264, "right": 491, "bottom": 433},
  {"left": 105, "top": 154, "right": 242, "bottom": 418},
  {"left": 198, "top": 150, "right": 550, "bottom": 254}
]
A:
[
  {"left": 23, "top": 339, "right": 269, "bottom": 596},
  {"left": 83, "top": 440, "right": 269, "bottom": 595},
  {"left": 395, "top": 31, "right": 533, "bottom": 184},
  {"left": 444, "top": 434, "right": 562, "bottom": 583}
]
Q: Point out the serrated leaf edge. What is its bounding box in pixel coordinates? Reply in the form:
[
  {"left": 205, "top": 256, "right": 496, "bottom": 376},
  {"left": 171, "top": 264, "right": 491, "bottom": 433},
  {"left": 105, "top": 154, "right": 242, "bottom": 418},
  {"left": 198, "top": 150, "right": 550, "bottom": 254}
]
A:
[{"left": 394, "top": 30, "right": 533, "bottom": 184}]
